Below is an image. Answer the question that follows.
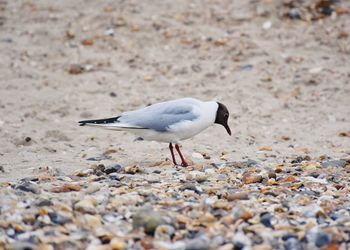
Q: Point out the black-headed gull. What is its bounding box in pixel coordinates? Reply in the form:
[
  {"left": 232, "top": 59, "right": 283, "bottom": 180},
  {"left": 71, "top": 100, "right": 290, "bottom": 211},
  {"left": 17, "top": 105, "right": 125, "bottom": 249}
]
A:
[{"left": 79, "top": 98, "right": 231, "bottom": 167}]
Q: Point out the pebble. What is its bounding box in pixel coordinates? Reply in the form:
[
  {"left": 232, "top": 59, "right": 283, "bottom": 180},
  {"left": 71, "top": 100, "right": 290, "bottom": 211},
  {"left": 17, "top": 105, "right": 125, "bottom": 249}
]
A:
[
  {"left": 321, "top": 160, "right": 347, "bottom": 168},
  {"left": 217, "top": 244, "right": 234, "bottom": 250},
  {"left": 68, "top": 64, "right": 84, "bottom": 74},
  {"left": 225, "top": 191, "right": 249, "bottom": 201},
  {"left": 110, "top": 238, "right": 125, "bottom": 250},
  {"left": 36, "top": 198, "right": 53, "bottom": 207},
  {"left": 191, "top": 152, "right": 204, "bottom": 159},
  {"left": 8, "top": 242, "right": 38, "bottom": 250},
  {"left": 154, "top": 224, "right": 175, "bottom": 241},
  {"left": 284, "top": 238, "right": 303, "bottom": 250},
  {"left": 315, "top": 232, "right": 331, "bottom": 248},
  {"left": 187, "top": 171, "right": 207, "bottom": 183},
  {"left": 287, "top": 8, "right": 301, "bottom": 19},
  {"left": 85, "top": 183, "right": 101, "bottom": 194},
  {"left": 83, "top": 214, "right": 102, "bottom": 229},
  {"left": 48, "top": 212, "right": 72, "bottom": 225},
  {"left": 232, "top": 207, "right": 253, "bottom": 221},
  {"left": 50, "top": 183, "right": 81, "bottom": 192},
  {"left": 74, "top": 197, "right": 97, "bottom": 214},
  {"left": 104, "top": 164, "right": 122, "bottom": 174},
  {"left": 260, "top": 213, "right": 274, "bottom": 228},
  {"left": 185, "top": 235, "right": 210, "bottom": 250},
  {"left": 132, "top": 207, "right": 166, "bottom": 235},
  {"left": 124, "top": 164, "right": 139, "bottom": 174},
  {"left": 15, "top": 181, "right": 41, "bottom": 194},
  {"left": 242, "top": 172, "right": 263, "bottom": 184},
  {"left": 1, "top": 156, "right": 349, "bottom": 249}
]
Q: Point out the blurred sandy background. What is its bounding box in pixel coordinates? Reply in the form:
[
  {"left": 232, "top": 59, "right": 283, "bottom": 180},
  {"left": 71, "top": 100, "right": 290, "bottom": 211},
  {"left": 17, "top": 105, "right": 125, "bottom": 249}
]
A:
[{"left": 0, "top": 0, "right": 349, "bottom": 181}]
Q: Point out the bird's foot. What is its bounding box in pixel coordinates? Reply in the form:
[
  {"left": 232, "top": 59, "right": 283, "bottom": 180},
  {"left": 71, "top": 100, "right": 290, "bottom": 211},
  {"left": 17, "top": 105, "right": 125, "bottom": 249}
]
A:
[{"left": 181, "top": 161, "right": 188, "bottom": 167}]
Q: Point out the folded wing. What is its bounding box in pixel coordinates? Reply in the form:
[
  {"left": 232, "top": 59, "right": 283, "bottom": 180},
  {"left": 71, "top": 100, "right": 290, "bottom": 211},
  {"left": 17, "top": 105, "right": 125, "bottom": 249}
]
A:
[{"left": 78, "top": 98, "right": 200, "bottom": 132}]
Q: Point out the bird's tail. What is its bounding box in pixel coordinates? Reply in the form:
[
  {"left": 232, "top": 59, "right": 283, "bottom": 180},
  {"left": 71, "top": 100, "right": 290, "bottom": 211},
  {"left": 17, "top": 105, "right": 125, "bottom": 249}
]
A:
[
  {"left": 78, "top": 116, "right": 121, "bottom": 126},
  {"left": 79, "top": 116, "right": 144, "bottom": 130}
]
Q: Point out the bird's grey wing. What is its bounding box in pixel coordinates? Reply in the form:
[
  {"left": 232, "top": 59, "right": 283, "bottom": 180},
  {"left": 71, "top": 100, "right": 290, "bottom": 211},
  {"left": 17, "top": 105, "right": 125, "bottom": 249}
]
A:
[{"left": 118, "top": 104, "right": 199, "bottom": 132}]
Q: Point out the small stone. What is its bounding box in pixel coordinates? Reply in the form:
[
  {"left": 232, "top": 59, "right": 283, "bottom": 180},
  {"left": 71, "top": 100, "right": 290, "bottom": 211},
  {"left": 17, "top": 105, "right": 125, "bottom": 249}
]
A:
[
  {"left": 109, "top": 92, "right": 117, "bottom": 97},
  {"left": 315, "top": 232, "right": 331, "bottom": 248},
  {"left": 309, "top": 67, "right": 323, "bottom": 74},
  {"left": 15, "top": 181, "right": 41, "bottom": 194},
  {"left": 75, "top": 169, "right": 94, "bottom": 177},
  {"left": 262, "top": 21, "right": 272, "bottom": 30},
  {"left": 36, "top": 199, "right": 53, "bottom": 207},
  {"left": 232, "top": 207, "right": 253, "bottom": 221},
  {"left": 258, "top": 146, "right": 272, "bottom": 151},
  {"left": 199, "top": 212, "right": 216, "bottom": 224},
  {"left": 179, "top": 183, "right": 202, "bottom": 194},
  {"left": 279, "top": 176, "right": 297, "bottom": 183},
  {"left": 82, "top": 38, "right": 94, "bottom": 46},
  {"left": 260, "top": 213, "right": 274, "bottom": 228},
  {"left": 242, "top": 172, "right": 262, "bottom": 184},
  {"left": 192, "top": 152, "right": 204, "bottom": 159},
  {"left": 188, "top": 171, "right": 207, "bottom": 183},
  {"left": 154, "top": 224, "right": 175, "bottom": 241},
  {"left": 85, "top": 183, "right": 101, "bottom": 194},
  {"left": 212, "top": 200, "right": 230, "bottom": 210},
  {"left": 338, "top": 131, "right": 349, "bottom": 137},
  {"left": 109, "top": 180, "right": 122, "bottom": 188},
  {"left": 48, "top": 212, "right": 72, "bottom": 225},
  {"left": 268, "top": 171, "right": 277, "bottom": 179},
  {"left": 191, "top": 64, "right": 202, "bottom": 73},
  {"left": 132, "top": 207, "right": 166, "bottom": 235},
  {"left": 110, "top": 238, "right": 125, "bottom": 250},
  {"left": 321, "top": 160, "right": 347, "bottom": 168},
  {"left": 275, "top": 167, "right": 283, "bottom": 173},
  {"left": 104, "top": 164, "right": 122, "bottom": 174},
  {"left": 185, "top": 235, "right": 210, "bottom": 250},
  {"left": 87, "top": 156, "right": 111, "bottom": 161},
  {"left": 287, "top": 8, "right": 301, "bottom": 20},
  {"left": 225, "top": 191, "right": 249, "bottom": 201},
  {"left": 68, "top": 64, "right": 84, "bottom": 74},
  {"left": 217, "top": 244, "right": 234, "bottom": 250},
  {"left": 284, "top": 237, "right": 302, "bottom": 250},
  {"left": 124, "top": 164, "right": 139, "bottom": 174},
  {"left": 8, "top": 242, "right": 37, "bottom": 250},
  {"left": 74, "top": 197, "right": 97, "bottom": 214},
  {"left": 83, "top": 214, "right": 102, "bottom": 229},
  {"left": 281, "top": 136, "right": 291, "bottom": 141},
  {"left": 86, "top": 245, "right": 110, "bottom": 250},
  {"left": 91, "top": 164, "right": 105, "bottom": 172},
  {"left": 214, "top": 38, "right": 228, "bottom": 46},
  {"left": 50, "top": 183, "right": 81, "bottom": 192}
]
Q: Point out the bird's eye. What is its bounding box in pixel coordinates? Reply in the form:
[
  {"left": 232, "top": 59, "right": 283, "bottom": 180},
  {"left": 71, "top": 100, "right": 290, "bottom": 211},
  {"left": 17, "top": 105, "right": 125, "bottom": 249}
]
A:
[{"left": 224, "top": 113, "right": 229, "bottom": 118}]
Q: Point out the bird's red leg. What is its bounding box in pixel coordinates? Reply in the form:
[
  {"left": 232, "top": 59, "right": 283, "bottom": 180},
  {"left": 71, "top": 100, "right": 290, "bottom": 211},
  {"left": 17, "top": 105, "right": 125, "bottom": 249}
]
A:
[
  {"left": 175, "top": 144, "right": 188, "bottom": 167},
  {"left": 169, "top": 143, "right": 177, "bottom": 165}
]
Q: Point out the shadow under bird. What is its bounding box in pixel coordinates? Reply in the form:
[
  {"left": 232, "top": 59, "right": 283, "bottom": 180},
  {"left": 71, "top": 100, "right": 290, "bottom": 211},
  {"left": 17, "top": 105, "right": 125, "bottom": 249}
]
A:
[{"left": 79, "top": 98, "right": 231, "bottom": 167}]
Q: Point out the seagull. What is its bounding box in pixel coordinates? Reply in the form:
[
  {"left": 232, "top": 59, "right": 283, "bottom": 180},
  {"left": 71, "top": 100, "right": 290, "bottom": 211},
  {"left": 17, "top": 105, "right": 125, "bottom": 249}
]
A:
[{"left": 79, "top": 98, "right": 231, "bottom": 167}]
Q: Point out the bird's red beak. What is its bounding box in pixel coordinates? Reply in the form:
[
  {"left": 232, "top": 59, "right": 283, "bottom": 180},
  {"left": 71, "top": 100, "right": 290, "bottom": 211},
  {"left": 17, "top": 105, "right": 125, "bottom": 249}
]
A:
[{"left": 225, "top": 124, "right": 231, "bottom": 136}]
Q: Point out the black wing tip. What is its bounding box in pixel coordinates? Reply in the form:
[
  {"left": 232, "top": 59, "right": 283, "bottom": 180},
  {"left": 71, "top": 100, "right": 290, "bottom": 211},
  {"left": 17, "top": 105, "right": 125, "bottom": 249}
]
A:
[{"left": 78, "top": 116, "right": 120, "bottom": 126}]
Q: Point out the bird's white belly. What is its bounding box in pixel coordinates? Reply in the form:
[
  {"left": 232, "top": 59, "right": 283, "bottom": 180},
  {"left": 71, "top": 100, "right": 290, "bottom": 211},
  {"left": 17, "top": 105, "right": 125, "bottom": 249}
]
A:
[{"left": 129, "top": 129, "right": 180, "bottom": 143}]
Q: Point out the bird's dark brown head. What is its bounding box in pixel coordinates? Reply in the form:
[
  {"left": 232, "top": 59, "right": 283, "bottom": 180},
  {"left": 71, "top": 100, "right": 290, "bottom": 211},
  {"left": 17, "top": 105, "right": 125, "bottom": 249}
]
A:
[{"left": 215, "top": 102, "right": 231, "bottom": 136}]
